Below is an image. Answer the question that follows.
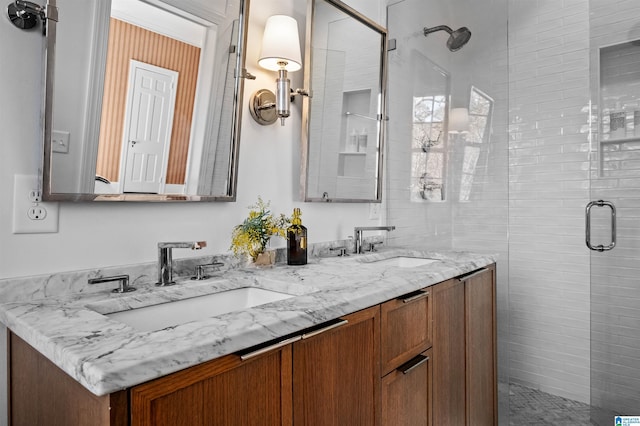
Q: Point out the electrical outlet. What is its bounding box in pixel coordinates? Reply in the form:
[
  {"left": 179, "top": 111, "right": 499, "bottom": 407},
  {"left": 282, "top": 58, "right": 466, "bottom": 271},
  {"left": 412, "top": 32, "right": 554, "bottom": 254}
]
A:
[
  {"left": 27, "top": 206, "right": 47, "bottom": 220},
  {"left": 28, "top": 189, "right": 42, "bottom": 202},
  {"left": 52, "top": 130, "right": 70, "bottom": 153},
  {"left": 13, "top": 174, "right": 59, "bottom": 234}
]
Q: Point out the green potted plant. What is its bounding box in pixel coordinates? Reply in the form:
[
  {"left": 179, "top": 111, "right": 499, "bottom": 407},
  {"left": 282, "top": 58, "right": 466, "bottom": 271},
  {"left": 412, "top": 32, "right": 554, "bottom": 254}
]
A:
[{"left": 230, "top": 197, "right": 290, "bottom": 265}]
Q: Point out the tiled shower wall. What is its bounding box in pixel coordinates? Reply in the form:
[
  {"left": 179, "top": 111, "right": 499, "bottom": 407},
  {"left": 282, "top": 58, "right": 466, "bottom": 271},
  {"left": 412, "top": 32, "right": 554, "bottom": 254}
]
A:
[{"left": 507, "top": 0, "right": 592, "bottom": 402}]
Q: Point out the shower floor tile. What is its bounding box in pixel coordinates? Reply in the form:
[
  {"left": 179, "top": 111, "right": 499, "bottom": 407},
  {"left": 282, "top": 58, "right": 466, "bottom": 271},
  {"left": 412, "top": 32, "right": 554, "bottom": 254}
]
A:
[{"left": 509, "top": 383, "right": 592, "bottom": 425}]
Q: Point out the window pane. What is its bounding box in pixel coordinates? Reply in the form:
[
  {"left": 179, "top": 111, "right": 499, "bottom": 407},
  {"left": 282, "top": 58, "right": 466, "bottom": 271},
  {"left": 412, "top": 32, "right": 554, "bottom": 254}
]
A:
[
  {"left": 411, "top": 152, "right": 444, "bottom": 202},
  {"left": 468, "top": 115, "right": 488, "bottom": 143},
  {"left": 470, "top": 91, "right": 492, "bottom": 115},
  {"left": 413, "top": 122, "right": 443, "bottom": 149}
]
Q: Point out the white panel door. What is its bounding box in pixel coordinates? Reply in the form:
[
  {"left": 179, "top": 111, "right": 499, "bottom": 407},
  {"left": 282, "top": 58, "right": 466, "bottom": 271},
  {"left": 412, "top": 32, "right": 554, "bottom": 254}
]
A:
[{"left": 121, "top": 60, "right": 178, "bottom": 193}]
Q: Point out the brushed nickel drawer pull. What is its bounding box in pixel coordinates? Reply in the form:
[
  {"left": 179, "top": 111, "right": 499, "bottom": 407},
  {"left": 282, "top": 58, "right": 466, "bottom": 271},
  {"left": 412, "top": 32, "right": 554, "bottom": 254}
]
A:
[
  {"left": 399, "top": 354, "right": 429, "bottom": 375},
  {"left": 301, "top": 319, "right": 349, "bottom": 340},
  {"left": 240, "top": 335, "right": 302, "bottom": 361},
  {"left": 457, "top": 267, "right": 488, "bottom": 282},
  {"left": 402, "top": 290, "right": 429, "bottom": 304}
]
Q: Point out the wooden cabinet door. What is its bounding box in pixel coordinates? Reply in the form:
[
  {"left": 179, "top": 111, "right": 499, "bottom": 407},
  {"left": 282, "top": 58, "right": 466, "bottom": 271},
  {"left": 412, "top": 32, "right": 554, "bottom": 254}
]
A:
[
  {"left": 130, "top": 345, "right": 292, "bottom": 426},
  {"left": 9, "top": 332, "right": 127, "bottom": 426},
  {"left": 465, "top": 266, "right": 497, "bottom": 426},
  {"left": 381, "top": 349, "right": 432, "bottom": 426},
  {"left": 293, "top": 306, "right": 380, "bottom": 426},
  {"left": 431, "top": 279, "right": 466, "bottom": 426}
]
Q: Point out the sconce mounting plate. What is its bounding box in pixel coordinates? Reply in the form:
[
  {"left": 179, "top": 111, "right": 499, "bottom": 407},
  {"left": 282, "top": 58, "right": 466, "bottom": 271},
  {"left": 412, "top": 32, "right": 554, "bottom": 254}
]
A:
[
  {"left": 7, "top": 2, "right": 38, "bottom": 29},
  {"left": 249, "top": 89, "right": 277, "bottom": 125}
]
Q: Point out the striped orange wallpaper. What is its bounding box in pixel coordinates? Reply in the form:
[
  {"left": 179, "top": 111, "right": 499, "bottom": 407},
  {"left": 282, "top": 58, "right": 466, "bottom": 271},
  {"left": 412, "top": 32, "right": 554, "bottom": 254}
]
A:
[{"left": 97, "top": 18, "right": 201, "bottom": 186}]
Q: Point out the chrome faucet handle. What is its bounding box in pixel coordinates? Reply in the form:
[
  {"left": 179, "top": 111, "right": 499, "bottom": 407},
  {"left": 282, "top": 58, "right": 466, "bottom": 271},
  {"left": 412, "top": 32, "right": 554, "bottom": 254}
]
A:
[
  {"left": 192, "top": 262, "right": 224, "bottom": 280},
  {"left": 368, "top": 241, "right": 384, "bottom": 252},
  {"left": 88, "top": 274, "right": 135, "bottom": 293},
  {"left": 329, "top": 246, "right": 348, "bottom": 257}
]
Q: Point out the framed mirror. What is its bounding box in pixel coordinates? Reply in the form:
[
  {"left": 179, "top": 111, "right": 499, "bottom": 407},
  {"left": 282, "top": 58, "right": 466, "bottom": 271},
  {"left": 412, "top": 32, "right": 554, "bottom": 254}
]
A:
[
  {"left": 300, "top": 0, "right": 387, "bottom": 202},
  {"left": 42, "top": 0, "right": 249, "bottom": 201}
]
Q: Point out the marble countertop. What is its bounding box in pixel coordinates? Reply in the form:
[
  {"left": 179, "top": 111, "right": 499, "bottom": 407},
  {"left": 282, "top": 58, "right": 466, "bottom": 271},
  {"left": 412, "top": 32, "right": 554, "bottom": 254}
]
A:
[{"left": 0, "top": 247, "right": 496, "bottom": 396}]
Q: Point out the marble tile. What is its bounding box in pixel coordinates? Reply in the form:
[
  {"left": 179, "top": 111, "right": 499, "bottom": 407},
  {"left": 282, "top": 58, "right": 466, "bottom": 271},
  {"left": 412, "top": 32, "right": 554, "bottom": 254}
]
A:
[{"left": 0, "top": 246, "right": 496, "bottom": 396}]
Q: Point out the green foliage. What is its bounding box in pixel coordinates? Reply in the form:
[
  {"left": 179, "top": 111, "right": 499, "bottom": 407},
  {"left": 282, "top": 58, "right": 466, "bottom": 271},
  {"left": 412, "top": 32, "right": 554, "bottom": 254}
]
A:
[{"left": 230, "top": 197, "right": 290, "bottom": 260}]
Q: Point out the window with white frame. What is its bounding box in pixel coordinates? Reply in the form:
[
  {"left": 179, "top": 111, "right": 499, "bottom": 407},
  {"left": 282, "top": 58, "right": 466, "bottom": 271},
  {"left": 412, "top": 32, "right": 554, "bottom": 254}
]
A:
[{"left": 459, "top": 86, "right": 493, "bottom": 201}]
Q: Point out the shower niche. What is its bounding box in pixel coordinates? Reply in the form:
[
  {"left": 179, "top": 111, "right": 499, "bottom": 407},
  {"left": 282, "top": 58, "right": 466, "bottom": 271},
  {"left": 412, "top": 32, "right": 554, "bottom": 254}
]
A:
[
  {"left": 301, "top": 0, "right": 387, "bottom": 202},
  {"left": 337, "top": 89, "right": 373, "bottom": 180},
  {"left": 597, "top": 40, "right": 640, "bottom": 176}
]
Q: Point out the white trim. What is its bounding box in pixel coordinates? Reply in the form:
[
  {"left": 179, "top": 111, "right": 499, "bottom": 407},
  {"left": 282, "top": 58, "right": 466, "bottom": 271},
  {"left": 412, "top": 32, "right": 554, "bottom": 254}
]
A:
[
  {"left": 164, "top": 184, "right": 186, "bottom": 194},
  {"left": 111, "top": 0, "right": 207, "bottom": 47},
  {"left": 79, "top": 0, "right": 111, "bottom": 193},
  {"left": 183, "top": 24, "right": 218, "bottom": 194}
]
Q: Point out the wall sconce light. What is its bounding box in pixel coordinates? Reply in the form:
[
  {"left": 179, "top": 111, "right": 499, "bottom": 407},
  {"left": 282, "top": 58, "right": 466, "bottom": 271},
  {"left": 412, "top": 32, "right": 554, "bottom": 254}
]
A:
[
  {"left": 6, "top": 0, "right": 57, "bottom": 34},
  {"left": 448, "top": 107, "right": 470, "bottom": 134},
  {"left": 249, "top": 15, "right": 306, "bottom": 126}
]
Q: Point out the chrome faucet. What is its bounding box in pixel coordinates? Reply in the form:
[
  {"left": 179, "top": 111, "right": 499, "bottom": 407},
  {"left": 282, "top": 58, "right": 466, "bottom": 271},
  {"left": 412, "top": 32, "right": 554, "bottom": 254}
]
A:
[
  {"left": 88, "top": 274, "right": 135, "bottom": 293},
  {"left": 353, "top": 226, "right": 395, "bottom": 254},
  {"left": 156, "top": 241, "right": 207, "bottom": 286}
]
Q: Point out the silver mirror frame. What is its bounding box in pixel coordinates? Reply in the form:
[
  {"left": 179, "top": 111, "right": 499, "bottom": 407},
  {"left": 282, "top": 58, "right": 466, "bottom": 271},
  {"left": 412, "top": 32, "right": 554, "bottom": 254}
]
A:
[
  {"left": 300, "top": 0, "right": 388, "bottom": 203},
  {"left": 41, "top": 0, "right": 250, "bottom": 202}
]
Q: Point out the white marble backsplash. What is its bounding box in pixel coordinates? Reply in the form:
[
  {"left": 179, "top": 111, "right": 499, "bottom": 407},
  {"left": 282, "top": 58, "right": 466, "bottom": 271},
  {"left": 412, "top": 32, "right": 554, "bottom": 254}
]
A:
[{"left": 0, "top": 238, "right": 372, "bottom": 304}]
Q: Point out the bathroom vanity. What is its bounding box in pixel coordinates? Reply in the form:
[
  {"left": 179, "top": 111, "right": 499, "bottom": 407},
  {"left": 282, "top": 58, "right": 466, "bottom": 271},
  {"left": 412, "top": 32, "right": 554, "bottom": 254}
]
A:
[{"left": 2, "top": 249, "right": 496, "bottom": 425}]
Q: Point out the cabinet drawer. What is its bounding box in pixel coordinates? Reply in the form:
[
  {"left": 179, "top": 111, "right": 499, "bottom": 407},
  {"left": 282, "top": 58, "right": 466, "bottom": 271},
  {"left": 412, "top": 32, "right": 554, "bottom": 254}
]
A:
[
  {"left": 382, "top": 349, "right": 432, "bottom": 426},
  {"left": 381, "top": 288, "right": 431, "bottom": 375}
]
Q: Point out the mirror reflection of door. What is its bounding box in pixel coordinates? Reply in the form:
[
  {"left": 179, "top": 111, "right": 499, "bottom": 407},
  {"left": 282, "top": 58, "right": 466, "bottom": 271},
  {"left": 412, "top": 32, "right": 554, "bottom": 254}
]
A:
[
  {"left": 95, "top": 3, "right": 204, "bottom": 195},
  {"left": 121, "top": 61, "right": 178, "bottom": 194},
  {"left": 47, "top": 0, "right": 245, "bottom": 200}
]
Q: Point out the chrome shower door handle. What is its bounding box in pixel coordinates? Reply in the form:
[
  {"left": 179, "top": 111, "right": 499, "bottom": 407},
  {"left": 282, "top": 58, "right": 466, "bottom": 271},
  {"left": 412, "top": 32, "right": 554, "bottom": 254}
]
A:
[{"left": 585, "top": 200, "right": 617, "bottom": 252}]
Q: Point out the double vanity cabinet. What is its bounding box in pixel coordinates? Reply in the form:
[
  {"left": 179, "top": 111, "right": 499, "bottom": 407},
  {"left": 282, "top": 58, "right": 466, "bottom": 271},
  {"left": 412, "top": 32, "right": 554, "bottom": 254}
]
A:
[{"left": 7, "top": 259, "right": 496, "bottom": 426}]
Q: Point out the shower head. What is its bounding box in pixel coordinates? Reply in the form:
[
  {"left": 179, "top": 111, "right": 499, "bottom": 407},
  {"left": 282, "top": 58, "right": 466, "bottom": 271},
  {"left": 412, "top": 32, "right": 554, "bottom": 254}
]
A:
[{"left": 423, "top": 25, "right": 472, "bottom": 52}]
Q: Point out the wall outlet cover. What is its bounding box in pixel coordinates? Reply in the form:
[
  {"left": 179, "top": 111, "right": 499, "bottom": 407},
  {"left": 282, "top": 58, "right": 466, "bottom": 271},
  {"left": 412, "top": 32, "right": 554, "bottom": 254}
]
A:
[{"left": 13, "top": 174, "right": 59, "bottom": 234}]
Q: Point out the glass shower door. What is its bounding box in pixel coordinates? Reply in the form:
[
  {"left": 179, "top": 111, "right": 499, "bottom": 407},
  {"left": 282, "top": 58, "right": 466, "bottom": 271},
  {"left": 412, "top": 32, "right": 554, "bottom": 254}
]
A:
[
  {"left": 588, "top": 2, "right": 640, "bottom": 421},
  {"left": 386, "top": 0, "right": 509, "bottom": 423},
  {"left": 588, "top": 189, "right": 640, "bottom": 424}
]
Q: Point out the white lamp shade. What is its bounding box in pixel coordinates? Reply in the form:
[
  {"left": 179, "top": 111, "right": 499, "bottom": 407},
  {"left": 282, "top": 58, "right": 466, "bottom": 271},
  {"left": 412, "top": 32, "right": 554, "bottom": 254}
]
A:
[
  {"left": 448, "top": 108, "right": 470, "bottom": 133},
  {"left": 258, "top": 15, "right": 302, "bottom": 72}
]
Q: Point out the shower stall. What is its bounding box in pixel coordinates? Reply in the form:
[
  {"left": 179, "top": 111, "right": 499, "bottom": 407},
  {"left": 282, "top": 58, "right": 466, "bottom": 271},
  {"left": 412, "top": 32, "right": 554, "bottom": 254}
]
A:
[{"left": 386, "top": 0, "right": 640, "bottom": 424}]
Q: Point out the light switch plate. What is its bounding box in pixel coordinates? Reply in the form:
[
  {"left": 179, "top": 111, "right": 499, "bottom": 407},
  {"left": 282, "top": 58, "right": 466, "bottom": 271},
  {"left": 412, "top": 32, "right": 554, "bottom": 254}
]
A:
[
  {"left": 368, "top": 203, "right": 381, "bottom": 220},
  {"left": 52, "top": 130, "right": 70, "bottom": 153},
  {"left": 13, "top": 174, "right": 59, "bottom": 234}
]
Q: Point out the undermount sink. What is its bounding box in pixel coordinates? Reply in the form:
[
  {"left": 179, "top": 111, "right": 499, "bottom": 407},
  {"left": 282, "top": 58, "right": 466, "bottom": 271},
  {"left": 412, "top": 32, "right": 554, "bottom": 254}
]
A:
[
  {"left": 106, "top": 287, "right": 294, "bottom": 332},
  {"left": 370, "top": 256, "right": 439, "bottom": 268}
]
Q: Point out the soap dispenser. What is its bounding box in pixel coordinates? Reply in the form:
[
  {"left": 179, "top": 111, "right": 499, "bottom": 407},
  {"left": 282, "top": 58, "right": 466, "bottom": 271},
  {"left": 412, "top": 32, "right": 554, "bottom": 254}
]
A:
[{"left": 287, "top": 208, "right": 307, "bottom": 265}]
